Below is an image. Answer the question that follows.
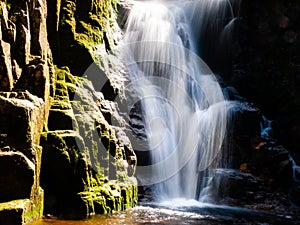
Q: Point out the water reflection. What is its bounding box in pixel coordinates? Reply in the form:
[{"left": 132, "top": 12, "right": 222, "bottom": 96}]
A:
[{"left": 29, "top": 202, "right": 297, "bottom": 225}]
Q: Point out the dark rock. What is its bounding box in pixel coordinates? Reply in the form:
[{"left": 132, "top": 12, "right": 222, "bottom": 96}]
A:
[
  {"left": 224, "top": 101, "right": 261, "bottom": 168},
  {"left": 251, "top": 144, "right": 294, "bottom": 189},
  {"left": 48, "top": 109, "right": 76, "bottom": 131},
  {"left": 220, "top": 0, "right": 300, "bottom": 159},
  {"left": 203, "top": 169, "right": 263, "bottom": 201},
  {"left": 0, "top": 152, "right": 34, "bottom": 202},
  {"left": 289, "top": 166, "right": 300, "bottom": 205}
]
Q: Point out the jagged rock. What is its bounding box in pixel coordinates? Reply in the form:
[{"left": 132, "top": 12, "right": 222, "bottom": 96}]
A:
[
  {"left": 40, "top": 130, "right": 87, "bottom": 216},
  {"left": 14, "top": 57, "right": 50, "bottom": 100},
  {"left": 48, "top": 109, "right": 76, "bottom": 130}
]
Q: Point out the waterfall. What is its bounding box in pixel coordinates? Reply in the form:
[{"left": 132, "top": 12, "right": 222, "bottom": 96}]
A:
[{"left": 123, "top": 0, "right": 230, "bottom": 201}]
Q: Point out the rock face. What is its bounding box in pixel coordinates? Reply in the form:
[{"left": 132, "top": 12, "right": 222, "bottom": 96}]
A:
[
  {"left": 0, "top": 0, "right": 49, "bottom": 223},
  {"left": 0, "top": 0, "right": 137, "bottom": 223},
  {"left": 41, "top": 68, "right": 137, "bottom": 217}
]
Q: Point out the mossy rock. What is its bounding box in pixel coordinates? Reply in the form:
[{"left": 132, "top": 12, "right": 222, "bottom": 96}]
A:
[
  {"left": 55, "top": 80, "right": 69, "bottom": 97},
  {"left": 78, "top": 177, "right": 137, "bottom": 215},
  {"left": 51, "top": 96, "right": 72, "bottom": 110}
]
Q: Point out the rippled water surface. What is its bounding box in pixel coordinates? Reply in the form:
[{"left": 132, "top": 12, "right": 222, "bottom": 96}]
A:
[{"left": 29, "top": 200, "right": 298, "bottom": 225}]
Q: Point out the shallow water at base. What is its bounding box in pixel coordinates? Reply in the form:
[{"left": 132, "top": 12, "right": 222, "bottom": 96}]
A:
[{"left": 29, "top": 201, "right": 297, "bottom": 225}]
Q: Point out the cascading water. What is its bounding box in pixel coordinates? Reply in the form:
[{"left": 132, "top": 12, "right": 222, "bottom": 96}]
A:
[{"left": 123, "top": 0, "right": 230, "bottom": 201}]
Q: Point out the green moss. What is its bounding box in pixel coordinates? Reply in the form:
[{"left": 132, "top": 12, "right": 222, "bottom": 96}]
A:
[
  {"left": 51, "top": 96, "right": 72, "bottom": 110},
  {"left": 55, "top": 67, "right": 66, "bottom": 81}
]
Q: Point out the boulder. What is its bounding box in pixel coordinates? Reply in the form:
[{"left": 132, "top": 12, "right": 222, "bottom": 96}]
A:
[
  {"left": 0, "top": 152, "right": 35, "bottom": 202},
  {"left": 224, "top": 101, "right": 261, "bottom": 168},
  {"left": 202, "top": 169, "right": 263, "bottom": 201}
]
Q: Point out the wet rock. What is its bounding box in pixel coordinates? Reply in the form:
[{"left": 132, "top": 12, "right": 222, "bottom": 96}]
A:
[
  {"left": 117, "top": 0, "right": 134, "bottom": 29},
  {"left": 204, "top": 169, "right": 263, "bottom": 201},
  {"left": 225, "top": 101, "right": 261, "bottom": 168}
]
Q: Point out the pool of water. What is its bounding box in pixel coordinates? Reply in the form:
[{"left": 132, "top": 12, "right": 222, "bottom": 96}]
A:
[{"left": 29, "top": 200, "right": 298, "bottom": 225}]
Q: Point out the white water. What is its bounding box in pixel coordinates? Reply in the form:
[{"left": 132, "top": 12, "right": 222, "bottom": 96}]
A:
[{"left": 123, "top": 0, "right": 229, "bottom": 201}]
